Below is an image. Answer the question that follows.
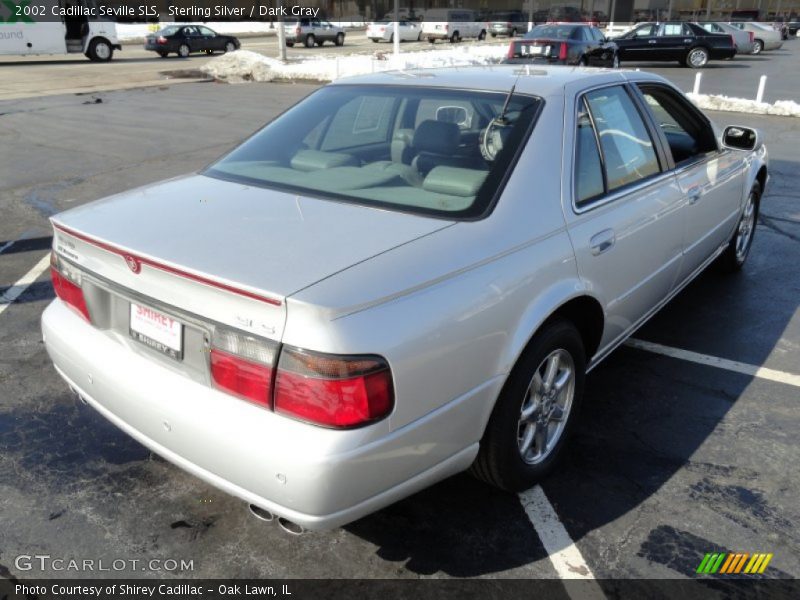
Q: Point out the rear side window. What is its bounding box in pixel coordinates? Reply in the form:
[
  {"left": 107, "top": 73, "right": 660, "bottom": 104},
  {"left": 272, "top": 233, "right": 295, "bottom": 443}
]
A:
[
  {"left": 583, "top": 86, "right": 660, "bottom": 192},
  {"left": 574, "top": 99, "right": 605, "bottom": 205}
]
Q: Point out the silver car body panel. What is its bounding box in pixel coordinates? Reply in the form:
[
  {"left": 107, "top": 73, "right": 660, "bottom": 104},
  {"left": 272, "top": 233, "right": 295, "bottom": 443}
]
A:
[{"left": 42, "top": 66, "right": 767, "bottom": 529}]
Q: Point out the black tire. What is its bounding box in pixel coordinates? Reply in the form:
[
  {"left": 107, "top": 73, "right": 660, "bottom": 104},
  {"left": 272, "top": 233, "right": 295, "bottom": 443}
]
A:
[
  {"left": 336, "top": 33, "right": 345, "bottom": 46},
  {"left": 511, "top": 28, "right": 518, "bottom": 38},
  {"left": 719, "top": 181, "right": 760, "bottom": 272},
  {"left": 478, "top": 29, "right": 487, "bottom": 41},
  {"left": 178, "top": 43, "right": 190, "bottom": 58},
  {"left": 471, "top": 319, "right": 586, "bottom": 491},
  {"left": 224, "top": 41, "right": 236, "bottom": 53},
  {"left": 205, "top": 49, "right": 213, "bottom": 55},
  {"left": 157, "top": 51, "right": 168, "bottom": 58},
  {"left": 752, "top": 39, "right": 764, "bottom": 54},
  {"left": 389, "top": 33, "right": 394, "bottom": 43},
  {"left": 450, "top": 31, "right": 460, "bottom": 43},
  {"left": 578, "top": 55, "right": 588, "bottom": 66},
  {"left": 286, "top": 42, "right": 294, "bottom": 47},
  {"left": 304, "top": 34, "right": 315, "bottom": 48},
  {"left": 685, "top": 46, "right": 709, "bottom": 68},
  {"left": 428, "top": 37, "right": 436, "bottom": 44},
  {"left": 86, "top": 38, "right": 113, "bottom": 62},
  {"left": 491, "top": 32, "right": 497, "bottom": 38}
]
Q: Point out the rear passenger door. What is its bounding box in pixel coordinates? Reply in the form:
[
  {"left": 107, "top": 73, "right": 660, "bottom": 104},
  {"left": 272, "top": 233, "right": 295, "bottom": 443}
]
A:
[
  {"left": 562, "top": 83, "right": 686, "bottom": 350},
  {"left": 635, "top": 83, "right": 746, "bottom": 282}
]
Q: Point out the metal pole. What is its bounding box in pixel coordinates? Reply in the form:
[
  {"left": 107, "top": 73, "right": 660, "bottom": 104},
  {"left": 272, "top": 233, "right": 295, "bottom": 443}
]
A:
[
  {"left": 277, "top": 0, "right": 286, "bottom": 62},
  {"left": 693, "top": 72, "right": 702, "bottom": 94},
  {"left": 528, "top": 0, "right": 534, "bottom": 32},
  {"left": 756, "top": 75, "right": 767, "bottom": 103},
  {"left": 393, "top": 0, "right": 400, "bottom": 57}
]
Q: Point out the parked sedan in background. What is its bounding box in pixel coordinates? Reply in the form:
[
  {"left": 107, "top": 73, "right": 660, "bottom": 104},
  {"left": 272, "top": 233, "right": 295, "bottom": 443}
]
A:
[
  {"left": 506, "top": 23, "right": 618, "bottom": 67},
  {"left": 728, "top": 22, "right": 784, "bottom": 53},
  {"left": 144, "top": 25, "right": 240, "bottom": 58},
  {"left": 614, "top": 21, "right": 736, "bottom": 67},
  {"left": 697, "top": 22, "right": 756, "bottom": 54},
  {"left": 42, "top": 66, "right": 767, "bottom": 531},
  {"left": 366, "top": 21, "right": 422, "bottom": 42},
  {"left": 488, "top": 11, "right": 528, "bottom": 37}
]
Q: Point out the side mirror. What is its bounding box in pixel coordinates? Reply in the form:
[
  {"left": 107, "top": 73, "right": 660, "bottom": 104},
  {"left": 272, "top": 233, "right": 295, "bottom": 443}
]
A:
[{"left": 722, "top": 126, "right": 761, "bottom": 151}]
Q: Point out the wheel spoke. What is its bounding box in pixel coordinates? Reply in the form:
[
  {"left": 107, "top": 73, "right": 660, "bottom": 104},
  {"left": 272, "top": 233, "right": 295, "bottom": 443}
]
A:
[
  {"left": 549, "top": 405, "right": 565, "bottom": 422},
  {"left": 520, "top": 400, "right": 538, "bottom": 422},
  {"left": 543, "top": 354, "right": 560, "bottom": 392},
  {"left": 519, "top": 423, "right": 535, "bottom": 455},
  {"left": 552, "top": 368, "right": 571, "bottom": 393}
]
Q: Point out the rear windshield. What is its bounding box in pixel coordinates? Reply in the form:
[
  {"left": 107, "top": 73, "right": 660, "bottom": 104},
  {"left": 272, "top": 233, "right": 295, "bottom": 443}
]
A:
[
  {"left": 205, "top": 85, "right": 541, "bottom": 219},
  {"left": 158, "top": 26, "right": 181, "bottom": 36},
  {"left": 526, "top": 25, "right": 578, "bottom": 39}
]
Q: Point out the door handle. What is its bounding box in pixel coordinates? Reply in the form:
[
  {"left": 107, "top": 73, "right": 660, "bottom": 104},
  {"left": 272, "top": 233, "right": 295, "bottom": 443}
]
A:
[{"left": 590, "top": 229, "right": 616, "bottom": 255}]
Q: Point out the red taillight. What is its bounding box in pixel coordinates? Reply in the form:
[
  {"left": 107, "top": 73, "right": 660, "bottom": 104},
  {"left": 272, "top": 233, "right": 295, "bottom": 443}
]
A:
[
  {"left": 210, "top": 328, "right": 277, "bottom": 408},
  {"left": 274, "top": 347, "right": 394, "bottom": 428},
  {"left": 507, "top": 41, "right": 516, "bottom": 58},
  {"left": 211, "top": 349, "right": 272, "bottom": 407},
  {"left": 156, "top": 36, "right": 167, "bottom": 44},
  {"left": 559, "top": 42, "right": 568, "bottom": 61},
  {"left": 50, "top": 252, "right": 90, "bottom": 322}
]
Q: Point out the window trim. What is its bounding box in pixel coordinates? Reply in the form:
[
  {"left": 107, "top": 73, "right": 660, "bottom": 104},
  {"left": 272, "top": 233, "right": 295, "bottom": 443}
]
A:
[{"left": 570, "top": 82, "right": 667, "bottom": 214}]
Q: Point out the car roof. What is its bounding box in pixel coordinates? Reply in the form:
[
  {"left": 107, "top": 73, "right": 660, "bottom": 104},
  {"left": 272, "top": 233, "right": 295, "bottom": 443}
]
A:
[{"left": 330, "top": 65, "right": 668, "bottom": 99}]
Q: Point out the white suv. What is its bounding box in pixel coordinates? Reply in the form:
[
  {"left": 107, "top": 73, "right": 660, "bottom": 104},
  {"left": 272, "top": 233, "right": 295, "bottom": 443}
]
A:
[{"left": 284, "top": 19, "right": 346, "bottom": 48}]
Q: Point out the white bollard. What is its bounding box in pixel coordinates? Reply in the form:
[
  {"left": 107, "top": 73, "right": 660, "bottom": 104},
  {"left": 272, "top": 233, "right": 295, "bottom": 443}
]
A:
[
  {"left": 692, "top": 72, "right": 702, "bottom": 95},
  {"left": 756, "top": 75, "right": 767, "bottom": 103}
]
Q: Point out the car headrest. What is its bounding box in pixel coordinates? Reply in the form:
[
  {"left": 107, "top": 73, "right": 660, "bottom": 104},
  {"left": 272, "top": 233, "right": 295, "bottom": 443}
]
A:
[
  {"left": 423, "top": 166, "right": 488, "bottom": 197},
  {"left": 412, "top": 120, "right": 460, "bottom": 155}
]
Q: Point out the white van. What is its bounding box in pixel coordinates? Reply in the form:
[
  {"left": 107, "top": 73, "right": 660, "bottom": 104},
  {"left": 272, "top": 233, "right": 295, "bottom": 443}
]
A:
[
  {"left": 422, "top": 9, "right": 486, "bottom": 43},
  {"left": 0, "top": 0, "right": 120, "bottom": 61}
]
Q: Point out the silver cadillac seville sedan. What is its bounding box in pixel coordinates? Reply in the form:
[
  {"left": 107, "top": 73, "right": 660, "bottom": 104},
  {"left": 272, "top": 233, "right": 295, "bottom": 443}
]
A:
[{"left": 42, "top": 66, "right": 767, "bottom": 531}]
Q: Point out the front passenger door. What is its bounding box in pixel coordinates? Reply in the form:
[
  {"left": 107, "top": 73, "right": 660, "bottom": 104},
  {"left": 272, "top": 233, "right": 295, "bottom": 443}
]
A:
[
  {"left": 617, "top": 23, "right": 658, "bottom": 61},
  {"left": 635, "top": 83, "right": 746, "bottom": 282}
]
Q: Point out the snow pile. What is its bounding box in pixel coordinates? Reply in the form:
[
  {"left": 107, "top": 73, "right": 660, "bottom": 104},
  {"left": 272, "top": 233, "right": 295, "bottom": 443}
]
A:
[
  {"left": 200, "top": 45, "right": 509, "bottom": 83},
  {"left": 687, "top": 92, "right": 800, "bottom": 118}
]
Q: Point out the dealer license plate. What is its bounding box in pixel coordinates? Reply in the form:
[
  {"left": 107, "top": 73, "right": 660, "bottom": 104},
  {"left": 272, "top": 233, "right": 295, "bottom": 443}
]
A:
[{"left": 129, "top": 303, "right": 183, "bottom": 360}]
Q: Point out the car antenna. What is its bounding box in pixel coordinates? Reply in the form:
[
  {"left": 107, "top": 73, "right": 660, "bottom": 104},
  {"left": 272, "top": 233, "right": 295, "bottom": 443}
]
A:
[{"left": 496, "top": 78, "right": 519, "bottom": 125}]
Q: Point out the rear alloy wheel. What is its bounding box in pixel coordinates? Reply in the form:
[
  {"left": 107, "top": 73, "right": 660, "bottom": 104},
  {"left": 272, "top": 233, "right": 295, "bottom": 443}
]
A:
[
  {"left": 178, "top": 43, "right": 190, "bottom": 58},
  {"left": 225, "top": 41, "right": 236, "bottom": 53},
  {"left": 304, "top": 34, "right": 316, "bottom": 48},
  {"left": 719, "top": 182, "right": 760, "bottom": 272},
  {"left": 752, "top": 39, "right": 764, "bottom": 54},
  {"left": 335, "top": 33, "right": 345, "bottom": 46},
  {"left": 471, "top": 319, "right": 585, "bottom": 490},
  {"left": 686, "top": 46, "right": 709, "bottom": 68}
]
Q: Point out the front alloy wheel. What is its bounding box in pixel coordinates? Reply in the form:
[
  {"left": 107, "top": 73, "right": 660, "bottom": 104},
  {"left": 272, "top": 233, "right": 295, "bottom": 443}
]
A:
[
  {"left": 225, "top": 41, "right": 236, "bottom": 53},
  {"left": 720, "top": 181, "right": 761, "bottom": 272}
]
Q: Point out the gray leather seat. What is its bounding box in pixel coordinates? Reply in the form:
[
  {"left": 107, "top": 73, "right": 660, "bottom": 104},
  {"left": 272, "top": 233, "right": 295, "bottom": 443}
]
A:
[{"left": 411, "top": 120, "right": 485, "bottom": 175}]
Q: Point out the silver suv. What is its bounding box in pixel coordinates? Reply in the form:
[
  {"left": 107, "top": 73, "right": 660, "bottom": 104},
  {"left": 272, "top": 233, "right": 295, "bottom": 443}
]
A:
[{"left": 284, "top": 19, "right": 345, "bottom": 48}]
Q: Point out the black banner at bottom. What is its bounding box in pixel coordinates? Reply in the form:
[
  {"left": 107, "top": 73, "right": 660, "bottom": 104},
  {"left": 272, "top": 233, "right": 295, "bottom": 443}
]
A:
[{"left": 2, "top": 578, "right": 799, "bottom": 600}]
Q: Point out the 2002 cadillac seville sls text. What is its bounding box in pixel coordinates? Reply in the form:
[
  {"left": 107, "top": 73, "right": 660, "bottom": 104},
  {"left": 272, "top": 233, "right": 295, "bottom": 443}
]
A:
[{"left": 42, "top": 66, "right": 768, "bottom": 531}]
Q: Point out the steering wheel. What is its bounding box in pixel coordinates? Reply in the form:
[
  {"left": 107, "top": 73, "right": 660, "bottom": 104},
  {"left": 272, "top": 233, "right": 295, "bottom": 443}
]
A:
[{"left": 480, "top": 118, "right": 512, "bottom": 162}]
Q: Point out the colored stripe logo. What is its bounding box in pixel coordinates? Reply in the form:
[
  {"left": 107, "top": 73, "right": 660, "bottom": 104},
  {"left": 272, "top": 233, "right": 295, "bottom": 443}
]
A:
[{"left": 696, "top": 552, "right": 773, "bottom": 574}]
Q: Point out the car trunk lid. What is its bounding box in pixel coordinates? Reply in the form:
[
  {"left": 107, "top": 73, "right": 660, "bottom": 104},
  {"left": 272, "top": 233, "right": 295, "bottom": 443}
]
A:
[{"left": 51, "top": 174, "right": 453, "bottom": 341}]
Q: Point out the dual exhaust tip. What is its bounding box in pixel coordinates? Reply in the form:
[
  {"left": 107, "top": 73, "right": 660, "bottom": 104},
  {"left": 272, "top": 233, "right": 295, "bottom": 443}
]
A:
[{"left": 248, "top": 504, "right": 305, "bottom": 535}]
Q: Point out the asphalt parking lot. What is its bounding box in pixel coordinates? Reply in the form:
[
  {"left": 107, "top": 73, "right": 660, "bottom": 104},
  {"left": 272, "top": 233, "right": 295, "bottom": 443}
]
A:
[{"left": 0, "top": 60, "right": 799, "bottom": 589}]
